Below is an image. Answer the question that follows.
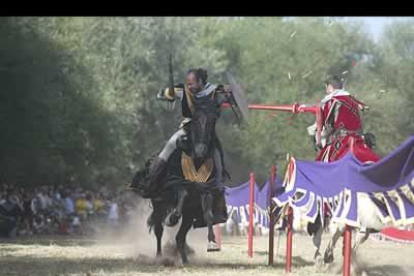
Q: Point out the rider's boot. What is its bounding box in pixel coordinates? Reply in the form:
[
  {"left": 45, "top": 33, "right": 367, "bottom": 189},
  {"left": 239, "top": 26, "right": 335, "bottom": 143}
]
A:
[{"left": 207, "top": 240, "right": 220, "bottom": 252}]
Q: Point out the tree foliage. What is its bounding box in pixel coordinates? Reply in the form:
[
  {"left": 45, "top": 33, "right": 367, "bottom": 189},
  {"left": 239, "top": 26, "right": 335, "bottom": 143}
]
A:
[{"left": 0, "top": 17, "right": 412, "bottom": 187}]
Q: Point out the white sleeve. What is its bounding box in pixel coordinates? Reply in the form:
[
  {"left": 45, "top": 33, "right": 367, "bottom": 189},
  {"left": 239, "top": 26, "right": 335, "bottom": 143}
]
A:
[
  {"left": 307, "top": 123, "right": 317, "bottom": 136},
  {"left": 176, "top": 89, "right": 184, "bottom": 100},
  {"left": 157, "top": 87, "right": 184, "bottom": 101}
]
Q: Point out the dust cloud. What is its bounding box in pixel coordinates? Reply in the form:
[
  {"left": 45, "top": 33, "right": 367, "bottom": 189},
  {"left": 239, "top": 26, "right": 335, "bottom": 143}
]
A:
[{"left": 91, "top": 191, "right": 211, "bottom": 265}]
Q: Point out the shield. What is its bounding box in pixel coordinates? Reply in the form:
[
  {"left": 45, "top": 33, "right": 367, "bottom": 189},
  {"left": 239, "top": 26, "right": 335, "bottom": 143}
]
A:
[{"left": 225, "top": 72, "right": 249, "bottom": 123}]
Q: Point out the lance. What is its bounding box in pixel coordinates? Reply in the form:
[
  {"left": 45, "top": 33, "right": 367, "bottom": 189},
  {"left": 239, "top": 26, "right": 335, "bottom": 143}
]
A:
[
  {"left": 221, "top": 101, "right": 323, "bottom": 148},
  {"left": 222, "top": 72, "right": 324, "bottom": 147},
  {"left": 221, "top": 102, "right": 319, "bottom": 116},
  {"left": 222, "top": 102, "right": 318, "bottom": 114}
]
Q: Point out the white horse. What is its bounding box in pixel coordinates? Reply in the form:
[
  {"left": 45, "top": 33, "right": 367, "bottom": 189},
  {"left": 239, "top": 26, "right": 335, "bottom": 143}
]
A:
[
  {"left": 225, "top": 206, "right": 267, "bottom": 236},
  {"left": 224, "top": 208, "right": 241, "bottom": 235},
  {"left": 322, "top": 193, "right": 393, "bottom": 265},
  {"left": 276, "top": 191, "right": 392, "bottom": 266}
]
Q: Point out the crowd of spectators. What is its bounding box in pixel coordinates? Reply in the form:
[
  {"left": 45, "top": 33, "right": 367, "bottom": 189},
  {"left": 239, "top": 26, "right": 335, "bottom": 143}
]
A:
[{"left": 0, "top": 183, "right": 131, "bottom": 238}]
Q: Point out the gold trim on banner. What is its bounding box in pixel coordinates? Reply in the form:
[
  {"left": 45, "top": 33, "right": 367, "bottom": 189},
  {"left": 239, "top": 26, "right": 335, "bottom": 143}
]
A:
[{"left": 181, "top": 152, "right": 213, "bottom": 182}]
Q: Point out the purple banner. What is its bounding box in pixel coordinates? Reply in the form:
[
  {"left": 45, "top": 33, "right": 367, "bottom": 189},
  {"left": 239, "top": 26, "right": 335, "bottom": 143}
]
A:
[
  {"left": 274, "top": 136, "right": 414, "bottom": 227},
  {"left": 225, "top": 174, "right": 283, "bottom": 228}
]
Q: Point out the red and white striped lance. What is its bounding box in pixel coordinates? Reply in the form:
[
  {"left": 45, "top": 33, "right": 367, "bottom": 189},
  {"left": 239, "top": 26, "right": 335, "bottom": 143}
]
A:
[{"left": 222, "top": 102, "right": 323, "bottom": 145}]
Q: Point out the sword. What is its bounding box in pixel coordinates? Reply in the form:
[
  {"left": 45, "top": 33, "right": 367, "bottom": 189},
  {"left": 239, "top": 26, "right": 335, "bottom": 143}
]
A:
[
  {"left": 166, "top": 54, "right": 175, "bottom": 111},
  {"left": 168, "top": 53, "right": 174, "bottom": 95}
]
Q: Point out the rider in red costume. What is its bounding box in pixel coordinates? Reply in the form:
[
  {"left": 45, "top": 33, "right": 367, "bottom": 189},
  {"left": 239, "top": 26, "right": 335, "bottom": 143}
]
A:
[
  {"left": 307, "top": 76, "right": 381, "bottom": 229},
  {"left": 308, "top": 76, "right": 380, "bottom": 163}
]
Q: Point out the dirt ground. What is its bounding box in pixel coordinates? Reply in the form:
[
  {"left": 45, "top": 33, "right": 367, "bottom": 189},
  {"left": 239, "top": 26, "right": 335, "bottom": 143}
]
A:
[{"left": 0, "top": 227, "right": 413, "bottom": 276}]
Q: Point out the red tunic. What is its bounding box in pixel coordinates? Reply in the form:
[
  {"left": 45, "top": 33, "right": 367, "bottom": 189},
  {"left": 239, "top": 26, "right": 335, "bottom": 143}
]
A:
[
  {"left": 315, "top": 94, "right": 380, "bottom": 163},
  {"left": 315, "top": 93, "right": 381, "bottom": 217}
]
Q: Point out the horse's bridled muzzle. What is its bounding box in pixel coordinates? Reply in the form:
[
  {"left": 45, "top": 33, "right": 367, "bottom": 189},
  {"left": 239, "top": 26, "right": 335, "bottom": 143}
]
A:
[{"left": 195, "top": 143, "right": 208, "bottom": 159}]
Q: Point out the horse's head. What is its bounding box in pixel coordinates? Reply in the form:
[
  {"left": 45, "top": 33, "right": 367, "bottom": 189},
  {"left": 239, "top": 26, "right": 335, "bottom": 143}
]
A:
[
  {"left": 128, "top": 156, "right": 154, "bottom": 197},
  {"left": 190, "top": 96, "right": 220, "bottom": 160}
]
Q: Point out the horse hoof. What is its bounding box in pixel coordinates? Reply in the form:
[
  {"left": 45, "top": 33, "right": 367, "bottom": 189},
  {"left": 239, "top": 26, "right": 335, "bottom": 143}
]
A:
[
  {"left": 181, "top": 259, "right": 189, "bottom": 266},
  {"left": 185, "top": 244, "right": 196, "bottom": 256},
  {"left": 154, "top": 255, "right": 163, "bottom": 265},
  {"left": 158, "top": 258, "right": 174, "bottom": 267},
  {"left": 207, "top": 241, "right": 220, "bottom": 252},
  {"left": 324, "top": 252, "right": 334, "bottom": 264},
  {"left": 166, "top": 213, "right": 181, "bottom": 227},
  {"left": 314, "top": 253, "right": 323, "bottom": 265}
]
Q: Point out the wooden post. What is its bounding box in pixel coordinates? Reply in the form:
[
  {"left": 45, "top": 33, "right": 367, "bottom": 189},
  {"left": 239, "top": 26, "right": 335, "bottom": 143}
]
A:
[
  {"left": 248, "top": 172, "right": 255, "bottom": 258},
  {"left": 285, "top": 207, "right": 293, "bottom": 273},
  {"left": 215, "top": 224, "right": 222, "bottom": 249},
  {"left": 343, "top": 137, "right": 355, "bottom": 276},
  {"left": 343, "top": 225, "right": 352, "bottom": 276},
  {"left": 268, "top": 165, "right": 276, "bottom": 266}
]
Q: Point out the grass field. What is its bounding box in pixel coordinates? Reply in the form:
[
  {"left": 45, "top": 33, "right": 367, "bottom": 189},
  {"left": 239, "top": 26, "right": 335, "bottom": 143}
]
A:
[{"left": 0, "top": 226, "right": 413, "bottom": 276}]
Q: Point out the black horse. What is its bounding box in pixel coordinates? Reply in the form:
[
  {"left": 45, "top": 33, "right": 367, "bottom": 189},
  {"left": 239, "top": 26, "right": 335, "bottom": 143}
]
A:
[{"left": 130, "top": 94, "right": 229, "bottom": 264}]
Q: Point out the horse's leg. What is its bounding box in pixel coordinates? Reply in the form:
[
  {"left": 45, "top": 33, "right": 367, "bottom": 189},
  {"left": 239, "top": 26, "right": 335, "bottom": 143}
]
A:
[
  {"left": 348, "top": 228, "right": 370, "bottom": 275},
  {"left": 312, "top": 222, "right": 323, "bottom": 264},
  {"left": 184, "top": 242, "right": 196, "bottom": 256},
  {"left": 175, "top": 188, "right": 188, "bottom": 216},
  {"left": 201, "top": 192, "right": 215, "bottom": 236},
  {"left": 213, "top": 148, "right": 223, "bottom": 185},
  {"left": 175, "top": 214, "right": 193, "bottom": 265},
  {"left": 149, "top": 202, "right": 165, "bottom": 258},
  {"left": 201, "top": 192, "right": 220, "bottom": 252},
  {"left": 166, "top": 188, "right": 188, "bottom": 227},
  {"left": 352, "top": 227, "right": 370, "bottom": 260},
  {"left": 207, "top": 223, "right": 216, "bottom": 249},
  {"left": 154, "top": 221, "right": 164, "bottom": 257},
  {"left": 323, "top": 223, "right": 345, "bottom": 264}
]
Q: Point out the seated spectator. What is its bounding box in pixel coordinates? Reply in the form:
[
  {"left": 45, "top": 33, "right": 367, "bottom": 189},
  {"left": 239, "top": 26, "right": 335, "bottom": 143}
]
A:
[
  {"left": 63, "top": 191, "right": 75, "bottom": 216},
  {"left": 76, "top": 193, "right": 88, "bottom": 220},
  {"left": 22, "top": 191, "right": 34, "bottom": 236},
  {"left": 93, "top": 194, "right": 105, "bottom": 215},
  {"left": 85, "top": 193, "right": 94, "bottom": 216},
  {"left": 0, "top": 190, "right": 23, "bottom": 238},
  {"left": 107, "top": 197, "right": 118, "bottom": 227}
]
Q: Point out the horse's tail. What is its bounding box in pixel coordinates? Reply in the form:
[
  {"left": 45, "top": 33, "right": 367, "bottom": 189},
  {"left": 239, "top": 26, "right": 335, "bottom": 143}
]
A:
[{"left": 147, "top": 211, "right": 155, "bottom": 234}]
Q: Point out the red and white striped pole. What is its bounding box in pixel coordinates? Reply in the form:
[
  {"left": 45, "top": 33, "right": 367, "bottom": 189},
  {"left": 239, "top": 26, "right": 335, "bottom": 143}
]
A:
[
  {"left": 285, "top": 158, "right": 294, "bottom": 273},
  {"left": 248, "top": 172, "right": 255, "bottom": 258},
  {"left": 215, "top": 224, "right": 222, "bottom": 250},
  {"left": 268, "top": 165, "right": 276, "bottom": 265},
  {"left": 286, "top": 206, "right": 293, "bottom": 273},
  {"left": 343, "top": 225, "right": 352, "bottom": 276},
  {"left": 343, "top": 137, "right": 356, "bottom": 276}
]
